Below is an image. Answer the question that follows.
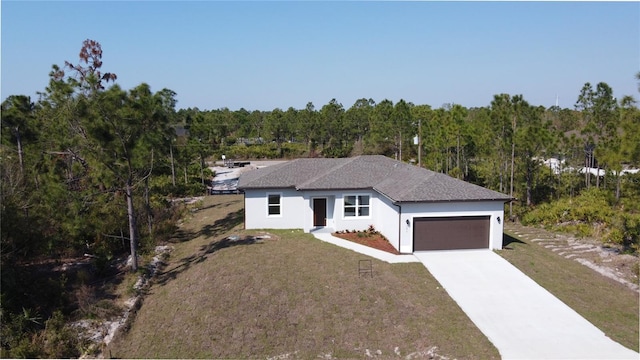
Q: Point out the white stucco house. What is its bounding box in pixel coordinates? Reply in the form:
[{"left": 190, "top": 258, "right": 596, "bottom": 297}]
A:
[{"left": 237, "top": 155, "right": 511, "bottom": 253}]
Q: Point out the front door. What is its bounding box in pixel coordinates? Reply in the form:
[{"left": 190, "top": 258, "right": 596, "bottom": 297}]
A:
[{"left": 313, "top": 198, "right": 327, "bottom": 227}]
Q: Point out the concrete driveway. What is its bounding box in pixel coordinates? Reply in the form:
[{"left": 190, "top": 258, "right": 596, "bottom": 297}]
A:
[{"left": 414, "top": 250, "right": 638, "bottom": 360}]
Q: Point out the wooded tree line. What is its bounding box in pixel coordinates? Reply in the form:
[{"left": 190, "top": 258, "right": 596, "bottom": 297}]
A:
[
  {"left": 3, "top": 41, "right": 640, "bottom": 266},
  {"left": 1, "top": 39, "right": 639, "bottom": 357},
  {"left": 178, "top": 81, "right": 640, "bottom": 209},
  {"left": 1, "top": 40, "right": 187, "bottom": 357},
  {"left": 1, "top": 40, "right": 182, "bottom": 270}
]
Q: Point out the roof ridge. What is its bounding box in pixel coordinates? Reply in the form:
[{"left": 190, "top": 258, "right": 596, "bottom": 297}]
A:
[
  {"left": 373, "top": 161, "right": 435, "bottom": 201},
  {"left": 239, "top": 155, "right": 510, "bottom": 202},
  {"left": 239, "top": 160, "right": 295, "bottom": 186},
  {"left": 297, "top": 156, "right": 358, "bottom": 189}
]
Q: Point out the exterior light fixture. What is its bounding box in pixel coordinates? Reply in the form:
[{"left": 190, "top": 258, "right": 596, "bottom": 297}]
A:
[
  {"left": 497, "top": 216, "right": 501, "bottom": 224},
  {"left": 406, "top": 219, "right": 410, "bottom": 226}
]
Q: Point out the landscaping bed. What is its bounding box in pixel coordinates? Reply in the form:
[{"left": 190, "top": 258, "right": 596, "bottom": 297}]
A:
[{"left": 332, "top": 227, "right": 400, "bottom": 255}]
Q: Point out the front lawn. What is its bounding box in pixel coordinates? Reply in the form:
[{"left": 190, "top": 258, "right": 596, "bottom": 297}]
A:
[{"left": 110, "top": 195, "right": 498, "bottom": 359}]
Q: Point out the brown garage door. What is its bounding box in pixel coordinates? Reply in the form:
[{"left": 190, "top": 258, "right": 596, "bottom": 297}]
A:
[{"left": 413, "top": 216, "right": 490, "bottom": 251}]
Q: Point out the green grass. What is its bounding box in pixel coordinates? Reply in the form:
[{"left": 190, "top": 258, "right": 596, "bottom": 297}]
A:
[
  {"left": 111, "top": 195, "right": 638, "bottom": 358},
  {"left": 500, "top": 232, "right": 639, "bottom": 352},
  {"left": 110, "top": 195, "right": 499, "bottom": 359}
]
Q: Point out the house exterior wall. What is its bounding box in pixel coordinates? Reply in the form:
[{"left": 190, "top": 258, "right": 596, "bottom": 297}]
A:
[
  {"left": 243, "top": 189, "right": 305, "bottom": 229},
  {"left": 375, "top": 194, "right": 401, "bottom": 251},
  {"left": 399, "top": 201, "right": 505, "bottom": 253},
  {"left": 243, "top": 189, "right": 503, "bottom": 254},
  {"left": 300, "top": 190, "right": 382, "bottom": 231},
  {"left": 245, "top": 189, "right": 401, "bottom": 251},
  {"left": 302, "top": 190, "right": 400, "bottom": 250}
]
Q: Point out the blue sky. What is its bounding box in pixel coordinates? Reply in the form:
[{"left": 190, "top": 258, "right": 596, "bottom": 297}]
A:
[{"left": 2, "top": 1, "right": 638, "bottom": 111}]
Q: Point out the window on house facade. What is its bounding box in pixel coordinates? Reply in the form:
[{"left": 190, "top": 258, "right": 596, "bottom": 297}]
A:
[
  {"left": 344, "top": 195, "right": 370, "bottom": 218},
  {"left": 267, "top": 193, "right": 281, "bottom": 216}
]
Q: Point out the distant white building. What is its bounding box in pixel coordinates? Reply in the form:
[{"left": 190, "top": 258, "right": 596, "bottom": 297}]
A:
[
  {"left": 541, "top": 157, "right": 564, "bottom": 175},
  {"left": 615, "top": 168, "right": 640, "bottom": 176},
  {"left": 579, "top": 167, "right": 606, "bottom": 177},
  {"left": 537, "top": 157, "right": 639, "bottom": 177}
]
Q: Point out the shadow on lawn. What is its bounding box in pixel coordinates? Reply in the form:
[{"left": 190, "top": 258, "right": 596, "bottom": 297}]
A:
[
  {"left": 155, "top": 208, "right": 252, "bottom": 286},
  {"left": 155, "top": 235, "right": 260, "bottom": 287},
  {"left": 169, "top": 208, "right": 244, "bottom": 243},
  {"left": 503, "top": 233, "right": 526, "bottom": 249},
  {"left": 192, "top": 199, "right": 241, "bottom": 213}
]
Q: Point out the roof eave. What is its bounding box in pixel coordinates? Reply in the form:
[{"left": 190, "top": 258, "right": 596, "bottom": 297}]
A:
[
  {"left": 394, "top": 197, "right": 513, "bottom": 204},
  {"left": 297, "top": 186, "right": 374, "bottom": 191},
  {"left": 238, "top": 185, "right": 297, "bottom": 191}
]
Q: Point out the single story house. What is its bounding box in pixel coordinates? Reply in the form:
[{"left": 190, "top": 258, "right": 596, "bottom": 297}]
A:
[{"left": 237, "top": 155, "right": 511, "bottom": 253}]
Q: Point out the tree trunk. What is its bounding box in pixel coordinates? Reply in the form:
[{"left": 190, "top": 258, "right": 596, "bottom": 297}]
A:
[
  {"left": 200, "top": 155, "right": 205, "bottom": 186},
  {"left": 170, "top": 144, "right": 176, "bottom": 186},
  {"left": 394, "top": 134, "right": 399, "bottom": 160},
  {"left": 526, "top": 161, "right": 533, "bottom": 207},
  {"left": 585, "top": 148, "right": 590, "bottom": 188},
  {"left": 446, "top": 148, "right": 450, "bottom": 173},
  {"left": 14, "top": 127, "right": 24, "bottom": 176},
  {"left": 126, "top": 179, "right": 138, "bottom": 272},
  {"left": 456, "top": 134, "right": 461, "bottom": 174},
  {"left": 499, "top": 159, "right": 504, "bottom": 193},
  {"left": 145, "top": 177, "right": 153, "bottom": 237},
  {"left": 509, "top": 142, "right": 515, "bottom": 219}
]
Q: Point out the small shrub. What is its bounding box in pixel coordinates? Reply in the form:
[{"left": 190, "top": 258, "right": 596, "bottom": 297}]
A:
[
  {"left": 76, "top": 269, "right": 91, "bottom": 284},
  {"left": 5, "top": 334, "right": 44, "bottom": 358},
  {"left": 42, "top": 311, "right": 85, "bottom": 358},
  {"left": 574, "top": 223, "right": 593, "bottom": 238},
  {"left": 92, "top": 300, "right": 123, "bottom": 319},
  {"left": 606, "top": 228, "right": 625, "bottom": 246},
  {"left": 74, "top": 285, "right": 97, "bottom": 318}
]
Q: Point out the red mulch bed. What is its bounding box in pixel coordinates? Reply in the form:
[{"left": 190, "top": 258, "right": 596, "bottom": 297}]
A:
[{"left": 332, "top": 231, "right": 400, "bottom": 255}]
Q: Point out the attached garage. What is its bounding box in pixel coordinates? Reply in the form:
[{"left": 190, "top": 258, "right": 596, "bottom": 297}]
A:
[{"left": 413, "top": 216, "right": 490, "bottom": 251}]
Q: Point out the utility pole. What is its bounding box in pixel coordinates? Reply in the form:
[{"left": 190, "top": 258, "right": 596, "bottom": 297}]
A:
[
  {"left": 399, "top": 131, "right": 402, "bottom": 161},
  {"left": 418, "top": 119, "right": 422, "bottom": 168}
]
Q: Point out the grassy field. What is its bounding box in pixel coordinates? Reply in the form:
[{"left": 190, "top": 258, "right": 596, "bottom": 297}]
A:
[
  {"left": 499, "top": 232, "right": 639, "bottom": 352},
  {"left": 110, "top": 195, "right": 499, "bottom": 359},
  {"left": 110, "top": 195, "right": 639, "bottom": 358}
]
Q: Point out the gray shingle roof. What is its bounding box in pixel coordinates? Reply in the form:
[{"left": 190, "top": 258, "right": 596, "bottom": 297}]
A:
[{"left": 238, "top": 155, "right": 511, "bottom": 203}]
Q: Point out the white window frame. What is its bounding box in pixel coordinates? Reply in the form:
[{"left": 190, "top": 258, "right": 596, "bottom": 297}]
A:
[
  {"left": 267, "top": 192, "right": 282, "bottom": 217},
  {"left": 343, "top": 194, "right": 371, "bottom": 219}
]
